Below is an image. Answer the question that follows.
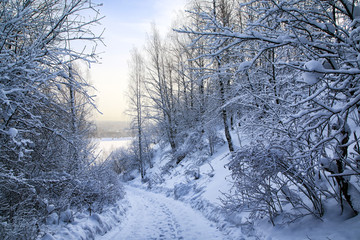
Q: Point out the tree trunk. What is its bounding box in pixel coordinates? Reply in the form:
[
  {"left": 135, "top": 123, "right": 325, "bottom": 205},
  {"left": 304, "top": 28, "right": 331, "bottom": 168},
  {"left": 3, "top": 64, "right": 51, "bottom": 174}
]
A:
[
  {"left": 335, "top": 121, "right": 358, "bottom": 214},
  {"left": 220, "top": 78, "right": 234, "bottom": 152}
]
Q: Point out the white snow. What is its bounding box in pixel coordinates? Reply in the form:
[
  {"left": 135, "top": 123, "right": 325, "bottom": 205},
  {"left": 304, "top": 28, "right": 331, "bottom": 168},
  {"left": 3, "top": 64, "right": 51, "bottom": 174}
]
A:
[
  {"left": 8, "top": 127, "right": 18, "bottom": 138},
  {"left": 238, "top": 61, "right": 252, "bottom": 71},
  {"left": 303, "top": 60, "right": 324, "bottom": 85},
  {"left": 98, "top": 185, "right": 226, "bottom": 240},
  {"left": 305, "top": 60, "right": 324, "bottom": 72},
  {"left": 125, "top": 130, "right": 360, "bottom": 240},
  {"left": 39, "top": 200, "right": 128, "bottom": 240},
  {"left": 41, "top": 132, "right": 360, "bottom": 240},
  {"left": 256, "top": 202, "right": 360, "bottom": 240},
  {"left": 200, "top": 148, "right": 232, "bottom": 205}
]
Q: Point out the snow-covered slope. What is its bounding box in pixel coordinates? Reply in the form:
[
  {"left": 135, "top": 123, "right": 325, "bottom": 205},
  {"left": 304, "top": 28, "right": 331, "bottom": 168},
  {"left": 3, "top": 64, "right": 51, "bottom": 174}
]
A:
[{"left": 131, "top": 133, "right": 360, "bottom": 240}]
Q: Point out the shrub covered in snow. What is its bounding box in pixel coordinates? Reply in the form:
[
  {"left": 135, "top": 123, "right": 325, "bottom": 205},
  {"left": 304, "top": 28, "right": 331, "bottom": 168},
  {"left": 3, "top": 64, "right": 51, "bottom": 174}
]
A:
[{"left": 225, "top": 145, "right": 324, "bottom": 225}]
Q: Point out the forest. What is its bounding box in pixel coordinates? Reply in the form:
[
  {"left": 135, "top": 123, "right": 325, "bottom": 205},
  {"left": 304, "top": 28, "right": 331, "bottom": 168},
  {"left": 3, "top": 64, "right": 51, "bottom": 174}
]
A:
[
  {"left": 1, "top": 0, "right": 360, "bottom": 239},
  {"left": 124, "top": 0, "right": 360, "bottom": 232}
]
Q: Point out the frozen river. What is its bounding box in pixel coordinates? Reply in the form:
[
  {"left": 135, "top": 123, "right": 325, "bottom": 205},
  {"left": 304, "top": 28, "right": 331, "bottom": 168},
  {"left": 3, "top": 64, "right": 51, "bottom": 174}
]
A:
[{"left": 93, "top": 137, "right": 133, "bottom": 161}]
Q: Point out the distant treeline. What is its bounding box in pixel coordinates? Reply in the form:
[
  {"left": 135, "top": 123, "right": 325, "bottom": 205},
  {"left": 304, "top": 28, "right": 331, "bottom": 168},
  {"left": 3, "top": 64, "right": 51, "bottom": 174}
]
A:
[{"left": 95, "top": 121, "right": 133, "bottom": 138}]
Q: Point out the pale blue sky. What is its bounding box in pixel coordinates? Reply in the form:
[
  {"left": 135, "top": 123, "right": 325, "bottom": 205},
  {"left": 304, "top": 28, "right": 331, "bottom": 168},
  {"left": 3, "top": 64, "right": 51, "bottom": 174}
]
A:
[{"left": 90, "top": 0, "right": 187, "bottom": 122}]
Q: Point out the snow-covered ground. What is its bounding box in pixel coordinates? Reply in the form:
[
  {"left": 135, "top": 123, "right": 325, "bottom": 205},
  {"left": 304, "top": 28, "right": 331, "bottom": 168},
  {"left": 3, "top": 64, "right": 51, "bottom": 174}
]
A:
[
  {"left": 128, "top": 132, "right": 360, "bottom": 240},
  {"left": 98, "top": 185, "right": 226, "bottom": 240},
  {"left": 41, "top": 136, "right": 360, "bottom": 240},
  {"left": 38, "top": 138, "right": 133, "bottom": 240},
  {"left": 39, "top": 199, "right": 129, "bottom": 240}
]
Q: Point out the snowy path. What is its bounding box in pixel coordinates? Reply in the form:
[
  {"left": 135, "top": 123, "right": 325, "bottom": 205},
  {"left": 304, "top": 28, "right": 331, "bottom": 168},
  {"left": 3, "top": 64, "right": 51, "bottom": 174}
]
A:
[{"left": 98, "top": 185, "right": 226, "bottom": 240}]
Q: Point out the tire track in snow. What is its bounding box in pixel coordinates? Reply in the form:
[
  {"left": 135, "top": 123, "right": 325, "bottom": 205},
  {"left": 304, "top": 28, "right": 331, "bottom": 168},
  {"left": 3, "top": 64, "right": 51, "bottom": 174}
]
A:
[{"left": 98, "top": 185, "right": 225, "bottom": 240}]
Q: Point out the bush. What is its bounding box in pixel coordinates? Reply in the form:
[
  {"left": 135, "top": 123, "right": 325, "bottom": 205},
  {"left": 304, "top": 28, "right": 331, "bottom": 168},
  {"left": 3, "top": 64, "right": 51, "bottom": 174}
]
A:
[{"left": 224, "top": 144, "right": 323, "bottom": 225}]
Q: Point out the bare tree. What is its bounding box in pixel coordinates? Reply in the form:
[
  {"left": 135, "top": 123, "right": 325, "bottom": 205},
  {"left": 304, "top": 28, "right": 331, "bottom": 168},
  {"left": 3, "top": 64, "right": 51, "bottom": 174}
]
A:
[
  {"left": 0, "top": 1, "right": 121, "bottom": 238},
  {"left": 177, "top": 0, "right": 360, "bottom": 222},
  {"left": 145, "top": 24, "right": 180, "bottom": 159},
  {"left": 128, "top": 47, "right": 147, "bottom": 179}
]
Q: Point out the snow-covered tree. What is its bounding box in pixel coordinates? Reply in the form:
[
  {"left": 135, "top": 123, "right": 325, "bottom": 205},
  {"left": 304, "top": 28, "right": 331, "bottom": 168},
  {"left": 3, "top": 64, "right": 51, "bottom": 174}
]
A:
[
  {"left": 178, "top": 0, "right": 360, "bottom": 221},
  {"left": 127, "top": 47, "right": 153, "bottom": 179},
  {"left": 0, "top": 1, "right": 121, "bottom": 238},
  {"left": 145, "top": 25, "right": 181, "bottom": 159}
]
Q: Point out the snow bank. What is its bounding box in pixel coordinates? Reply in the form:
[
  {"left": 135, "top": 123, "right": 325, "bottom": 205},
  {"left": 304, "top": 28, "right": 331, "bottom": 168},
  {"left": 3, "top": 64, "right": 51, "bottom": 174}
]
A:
[
  {"left": 256, "top": 201, "right": 360, "bottom": 240},
  {"left": 38, "top": 199, "right": 129, "bottom": 240}
]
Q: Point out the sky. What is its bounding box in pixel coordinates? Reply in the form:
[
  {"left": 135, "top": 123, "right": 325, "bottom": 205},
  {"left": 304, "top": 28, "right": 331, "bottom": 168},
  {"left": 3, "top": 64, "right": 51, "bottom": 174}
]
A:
[{"left": 89, "top": 0, "right": 188, "bottom": 122}]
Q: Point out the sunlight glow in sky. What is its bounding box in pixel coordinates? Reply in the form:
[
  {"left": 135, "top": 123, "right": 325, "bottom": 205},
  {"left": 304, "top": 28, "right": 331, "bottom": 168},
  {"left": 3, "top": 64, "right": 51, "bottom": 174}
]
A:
[{"left": 90, "top": 0, "right": 187, "bottom": 122}]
